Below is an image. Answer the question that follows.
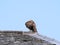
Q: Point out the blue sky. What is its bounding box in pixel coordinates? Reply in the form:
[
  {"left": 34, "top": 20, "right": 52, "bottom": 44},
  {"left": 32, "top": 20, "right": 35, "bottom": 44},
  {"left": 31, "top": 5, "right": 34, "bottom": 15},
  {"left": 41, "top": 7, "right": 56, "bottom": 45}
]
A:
[{"left": 0, "top": 0, "right": 60, "bottom": 41}]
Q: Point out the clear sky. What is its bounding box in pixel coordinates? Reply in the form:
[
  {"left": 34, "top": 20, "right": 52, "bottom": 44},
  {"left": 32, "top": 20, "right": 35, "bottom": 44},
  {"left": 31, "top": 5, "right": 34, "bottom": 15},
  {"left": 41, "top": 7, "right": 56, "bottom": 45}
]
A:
[{"left": 0, "top": 0, "right": 60, "bottom": 41}]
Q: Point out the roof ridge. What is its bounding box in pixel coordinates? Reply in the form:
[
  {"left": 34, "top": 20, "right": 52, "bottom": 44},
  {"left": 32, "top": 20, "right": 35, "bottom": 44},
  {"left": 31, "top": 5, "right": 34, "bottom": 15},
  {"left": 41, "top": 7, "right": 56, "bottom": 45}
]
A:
[{"left": 26, "top": 33, "right": 60, "bottom": 45}]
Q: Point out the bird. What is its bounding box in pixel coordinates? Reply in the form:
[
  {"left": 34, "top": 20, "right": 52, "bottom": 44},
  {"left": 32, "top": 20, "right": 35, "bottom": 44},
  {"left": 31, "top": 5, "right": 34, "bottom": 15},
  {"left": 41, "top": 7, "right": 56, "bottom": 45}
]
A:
[{"left": 25, "top": 20, "right": 37, "bottom": 32}]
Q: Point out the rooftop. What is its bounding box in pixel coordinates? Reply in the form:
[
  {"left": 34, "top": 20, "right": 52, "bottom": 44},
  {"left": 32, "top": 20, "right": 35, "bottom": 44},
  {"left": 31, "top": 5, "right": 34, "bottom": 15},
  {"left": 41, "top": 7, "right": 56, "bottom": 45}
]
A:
[{"left": 0, "top": 31, "right": 60, "bottom": 45}]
